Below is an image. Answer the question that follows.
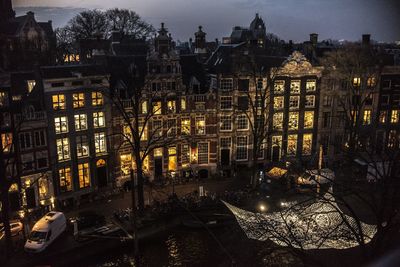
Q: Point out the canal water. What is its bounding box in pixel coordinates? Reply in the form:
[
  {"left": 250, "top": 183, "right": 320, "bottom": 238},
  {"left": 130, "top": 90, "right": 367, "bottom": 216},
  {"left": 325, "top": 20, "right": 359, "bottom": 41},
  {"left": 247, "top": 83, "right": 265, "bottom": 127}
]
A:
[{"left": 83, "top": 223, "right": 267, "bottom": 267}]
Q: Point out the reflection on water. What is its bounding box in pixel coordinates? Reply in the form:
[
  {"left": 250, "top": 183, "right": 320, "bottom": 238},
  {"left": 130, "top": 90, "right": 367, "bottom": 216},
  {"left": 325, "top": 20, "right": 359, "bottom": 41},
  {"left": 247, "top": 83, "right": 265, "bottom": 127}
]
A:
[{"left": 91, "top": 230, "right": 219, "bottom": 267}]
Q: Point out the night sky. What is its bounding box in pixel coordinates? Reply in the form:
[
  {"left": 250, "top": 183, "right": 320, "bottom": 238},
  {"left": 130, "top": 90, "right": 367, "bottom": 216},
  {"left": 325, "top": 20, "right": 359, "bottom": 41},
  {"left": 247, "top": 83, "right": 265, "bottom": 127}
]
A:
[{"left": 13, "top": 0, "right": 400, "bottom": 43}]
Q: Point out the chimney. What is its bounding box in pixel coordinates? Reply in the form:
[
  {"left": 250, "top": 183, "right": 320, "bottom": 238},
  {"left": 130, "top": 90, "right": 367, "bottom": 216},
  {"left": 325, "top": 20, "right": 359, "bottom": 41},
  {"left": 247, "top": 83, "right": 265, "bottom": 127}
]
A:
[
  {"left": 362, "top": 34, "right": 371, "bottom": 45},
  {"left": 310, "top": 33, "right": 318, "bottom": 46},
  {"left": 215, "top": 38, "right": 219, "bottom": 45}
]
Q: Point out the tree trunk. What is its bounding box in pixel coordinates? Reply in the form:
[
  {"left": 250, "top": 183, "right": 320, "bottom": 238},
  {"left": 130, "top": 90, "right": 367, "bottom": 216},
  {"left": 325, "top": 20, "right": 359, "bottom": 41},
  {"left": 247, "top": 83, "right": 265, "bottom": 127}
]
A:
[
  {"left": 135, "top": 154, "right": 145, "bottom": 213},
  {"left": 1, "top": 185, "right": 13, "bottom": 260},
  {"left": 251, "top": 138, "right": 259, "bottom": 188}
]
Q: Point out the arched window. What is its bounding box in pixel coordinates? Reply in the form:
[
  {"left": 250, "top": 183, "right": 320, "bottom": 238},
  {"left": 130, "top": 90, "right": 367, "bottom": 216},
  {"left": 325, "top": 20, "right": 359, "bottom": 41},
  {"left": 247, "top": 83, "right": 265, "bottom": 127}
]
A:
[{"left": 96, "top": 159, "right": 106, "bottom": 167}]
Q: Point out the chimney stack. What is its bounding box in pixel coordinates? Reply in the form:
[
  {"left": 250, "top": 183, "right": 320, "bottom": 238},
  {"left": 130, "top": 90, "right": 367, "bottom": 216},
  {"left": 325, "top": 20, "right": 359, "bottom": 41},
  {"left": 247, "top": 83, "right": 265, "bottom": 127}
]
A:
[
  {"left": 310, "top": 33, "right": 318, "bottom": 46},
  {"left": 362, "top": 34, "right": 371, "bottom": 45}
]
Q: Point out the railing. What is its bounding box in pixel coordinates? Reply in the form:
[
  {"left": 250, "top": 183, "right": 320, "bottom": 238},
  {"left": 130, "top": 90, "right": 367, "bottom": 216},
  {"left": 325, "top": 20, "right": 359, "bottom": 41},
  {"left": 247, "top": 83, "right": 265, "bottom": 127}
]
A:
[{"left": 15, "top": 111, "right": 47, "bottom": 122}]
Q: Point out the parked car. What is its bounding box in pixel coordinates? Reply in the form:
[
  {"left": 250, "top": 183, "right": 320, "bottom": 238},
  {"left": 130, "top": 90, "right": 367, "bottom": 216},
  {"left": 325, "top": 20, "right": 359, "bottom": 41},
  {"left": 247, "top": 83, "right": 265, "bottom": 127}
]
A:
[
  {"left": 24, "top": 211, "right": 67, "bottom": 253},
  {"left": 0, "top": 220, "right": 23, "bottom": 239},
  {"left": 68, "top": 210, "right": 105, "bottom": 232}
]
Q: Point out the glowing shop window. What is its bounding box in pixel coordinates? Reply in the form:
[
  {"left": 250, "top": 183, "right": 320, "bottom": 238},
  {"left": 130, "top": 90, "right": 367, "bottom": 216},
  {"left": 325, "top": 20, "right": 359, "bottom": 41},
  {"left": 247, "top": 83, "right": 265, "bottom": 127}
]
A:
[{"left": 168, "top": 147, "right": 177, "bottom": 171}]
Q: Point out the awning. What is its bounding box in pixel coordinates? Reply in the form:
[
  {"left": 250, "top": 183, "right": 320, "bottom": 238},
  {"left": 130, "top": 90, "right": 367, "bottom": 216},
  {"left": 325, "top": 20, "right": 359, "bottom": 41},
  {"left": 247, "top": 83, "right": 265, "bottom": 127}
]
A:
[{"left": 266, "top": 167, "right": 288, "bottom": 179}]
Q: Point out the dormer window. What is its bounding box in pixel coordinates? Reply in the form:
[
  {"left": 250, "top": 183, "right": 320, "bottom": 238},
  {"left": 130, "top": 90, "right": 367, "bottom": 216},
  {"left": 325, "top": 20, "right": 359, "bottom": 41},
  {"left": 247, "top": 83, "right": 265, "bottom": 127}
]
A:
[{"left": 27, "top": 80, "right": 36, "bottom": 93}]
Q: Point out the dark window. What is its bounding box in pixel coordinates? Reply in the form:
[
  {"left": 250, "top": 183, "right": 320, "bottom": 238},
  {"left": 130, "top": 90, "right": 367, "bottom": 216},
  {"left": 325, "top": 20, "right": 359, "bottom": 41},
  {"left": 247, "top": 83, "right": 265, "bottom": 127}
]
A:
[
  {"left": 238, "top": 96, "right": 249, "bottom": 111},
  {"left": 35, "top": 131, "right": 46, "bottom": 146},
  {"left": 37, "top": 157, "right": 48, "bottom": 169},
  {"left": 238, "top": 79, "right": 249, "bottom": 92},
  {"left": 51, "top": 82, "right": 64, "bottom": 87},
  {"left": 323, "top": 112, "right": 331, "bottom": 128},
  {"left": 91, "top": 79, "right": 102, "bottom": 84},
  {"left": 72, "top": 81, "right": 83, "bottom": 86},
  {"left": 381, "top": 95, "right": 390, "bottom": 105},
  {"left": 365, "top": 96, "right": 373, "bottom": 106},
  {"left": 382, "top": 80, "right": 391, "bottom": 89}
]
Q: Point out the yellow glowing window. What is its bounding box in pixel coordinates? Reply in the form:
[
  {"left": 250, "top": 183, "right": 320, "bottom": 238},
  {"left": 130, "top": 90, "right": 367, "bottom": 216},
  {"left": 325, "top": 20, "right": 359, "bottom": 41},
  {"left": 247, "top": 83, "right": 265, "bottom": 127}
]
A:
[
  {"left": 302, "top": 134, "right": 312, "bottom": 155},
  {"left": 290, "top": 80, "right": 301, "bottom": 94},
  {"left": 196, "top": 116, "right": 206, "bottom": 135},
  {"left": 52, "top": 94, "right": 65, "bottom": 110},
  {"left": 27, "top": 80, "right": 36, "bottom": 93},
  {"left": 181, "top": 97, "right": 186, "bottom": 111},
  {"left": 288, "top": 112, "right": 299, "bottom": 130},
  {"left": 0, "top": 91, "right": 9, "bottom": 107},
  {"left": 274, "top": 96, "right": 284, "bottom": 109},
  {"left": 287, "top": 134, "right": 298, "bottom": 155},
  {"left": 154, "top": 148, "right": 163, "bottom": 157},
  {"left": 59, "top": 167, "right": 72, "bottom": 193},
  {"left": 367, "top": 77, "right": 376, "bottom": 87},
  {"left": 181, "top": 144, "right": 190, "bottom": 167},
  {"left": 74, "top": 114, "right": 87, "bottom": 131},
  {"left": 379, "top": 111, "right": 387, "bottom": 124},
  {"left": 54, "top": 116, "right": 68, "bottom": 134},
  {"left": 273, "top": 113, "right": 283, "bottom": 130},
  {"left": 73, "top": 93, "right": 85, "bottom": 108},
  {"left": 78, "top": 163, "right": 90, "bottom": 189},
  {"left": 363, "top": 109, "right": 371, "bottom": 125},
  {"left": 91, "top": 91, "right": 103, "bottom": 106},
  {"left": 120, "top": 153, "right": 132, "bottom": 175},
  {"left": 94, "top": 132, "right": 107, "bottom": 154},
  {"left": 304, "top": 111, "right": 314, "bottom": 129},
  {"left": 141, "top": 101, "right": 148, "bottom": 114},
  {"left": 153, "top": 101, "right": 162, "bottom": 114},
  {"left": 274, "top": 80, "right": 285, "bottom": 93},
  {"left": 391, "top": 110, "right": 400, "bottom": 123},
  {"left": 167, "top": 100, "right": 176, "bottom": 113},
  {"left": 93, "top": 112, "right": 105, "bottom": 128},
  {"left": 352, "top": 77, "right": 361, "bottom": 87},
  {"left": 181, "top": 118, "right": 191, "bottom": 135},
  {"left": 1, "top": 133, "right": 12, "bottom": 153},
  {"left": 306, "top": 80, "right": 316, "bottom": 92},
  {"left": 56, "top": 137, "right": 70, "bottom": 161},
  {"left": 139, "top": 124, "right": 147, "bottom": 141},
  {"left": 168, "top": 147, "right": 177, "bottom": 172},
  {"left": 152, "top": 120, "right": 162, "bottom": 137}
]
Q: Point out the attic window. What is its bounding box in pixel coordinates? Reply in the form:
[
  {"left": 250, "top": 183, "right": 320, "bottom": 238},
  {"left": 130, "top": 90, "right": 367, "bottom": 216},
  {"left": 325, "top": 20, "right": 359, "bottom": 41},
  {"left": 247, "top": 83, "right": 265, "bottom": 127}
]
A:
[
  {"left": 72, "top": 81, "right": 84, "bottom": 86},
  {"left": 91, "top": 79, "right": 102, "bottom": 84},
  {"left": 27, "top": 80, "right": 36, "bottom": 93}
]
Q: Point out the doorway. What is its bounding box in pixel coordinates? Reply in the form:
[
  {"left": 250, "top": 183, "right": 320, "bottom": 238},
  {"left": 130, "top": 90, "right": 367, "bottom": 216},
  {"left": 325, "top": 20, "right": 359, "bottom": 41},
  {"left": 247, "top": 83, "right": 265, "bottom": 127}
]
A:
[{"left": 96, "top": 159, "right": 108, "bottom": 188}]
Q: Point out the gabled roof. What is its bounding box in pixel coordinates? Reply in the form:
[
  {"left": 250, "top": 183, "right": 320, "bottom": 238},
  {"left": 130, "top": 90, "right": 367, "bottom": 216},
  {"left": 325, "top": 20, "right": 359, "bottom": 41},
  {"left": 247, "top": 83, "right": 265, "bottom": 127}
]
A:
[{"left": 40, "top": 65, "right": 109, "bottom": 80}]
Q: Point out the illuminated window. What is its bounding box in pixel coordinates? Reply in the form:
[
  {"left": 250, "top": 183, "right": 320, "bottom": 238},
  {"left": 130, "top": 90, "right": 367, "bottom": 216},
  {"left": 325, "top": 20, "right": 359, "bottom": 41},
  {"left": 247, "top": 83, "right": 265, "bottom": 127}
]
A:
[
  {"left": 181, "top": 144, "right": 190, "bottom": 167},
  {"left": 139, "top": 123, "right": 148, "bottom": 141},
  {"left": 304, "top": 111, "right": 314, "bottom": 129},
  {"left": 352, "top": 77, "right": 361, "bottom": 87},
  {"left": 379, "top": 111, "right": 387, "bottom": 124},
  {"left": 306, "top": 80, "right": 316, "bottom": 92},
  {"left": 274, "top": 80, "right": 285, "bottom": 94},
  {"left": 274, "top": 96, "right": 284, "bottom": 110},
  {"left": 59, "top": 167, "right": 72, "bottom": 193},
  {"left": 220, "top": 96, "right": 232, "bottom": 110},
  {"left": 273, "top": 113, "right": 283, "bottom": 130},
  {"left": 363, "top": 109, "right": 371, "bottom": 125},
  {"left": 387, "top": 130, "right": 398, "bottom": 148},
  {"left": 391, "top": 110, "right": 400, "bottom": 123},
  {"left": 91, "top": 91, "right": 103, "bottom": 106},
  {"left": 74, "top": 114, "right": 87, "bottom": 131},
  {"left": 152, "top": 120, "right": 163, "bottom": 137},
  {"left": 54, "top": 116, "right": 68, "bottom": 134},
  {"left": 167, "top": 119, "right": 176, "bottom": 137},
  {"left": 27, "top": 80, "right": 36, "bottom": 93},
  {"left": 78, "top": 163, "right": 90, "bottom": 189},
  {"left": 220, "top": 115, "right": 232, "bottom": 131},
  {"left": 52, "top": 94, "right": 65, "bottom": 110},
  {"left": 93, "top": 112, "right": 105, "bottom": 128},
  {"left": 305, "top": 95, "right": 315, "bottom": 108},
  {"left": 367, "top": 77, "right": 376, "bottom": 87},
  {"left": 237, "top": 114, "right": 248, "bottom": 130},
  {"left": 236, "top": 136, "right": 248, "bottom": 160},
  {"left": 302, "top": 134, "right": 313, "bottom": 155},
  {"left": 181, "top": 118, "right": 191, "bottom": 135},
  {"left": 196, "top": 116, "right": 206, "bottom": 135},
  {"left": 153, "top": 101, "right": 162, "bottom": 114},
  {"left": 123, "top": 124, "right": 132, "bottom": 141},
  {"left": 290, "top": 80, "right": 300, "bottom": 94},
  {"left": 73, "top": 93, "right": 85, "bottom": 108},
  {"left": 120, "top": 153, "right": 132, "bottom": 175},
  {"left": 272, "top": 135, "right": 282, "bottom": 147},
  {"left": 167, "top": 100, "right": 176, "bottom": 113},
  {"left": 154, "top": 148, "right": 163, "bottom": 157},
  {"left": 181, "top": 97, "right": 187, "bottom": 111},
  {"left": 94, "top": 132, "right": 107, "bottom": 154},
  {"left": 168, "top": 147, "right": 177, "bottom": 172},
  {"left": 76, "top": 135, "right": 89, "bottom": 158},
  {"left": 56, "top": 138, "right": 70, "bottom": 161},
  {"left": 289, "top": 96, "right": 299, "bottom": 109},
  {"left": 287, "top": 134, "right": 298, "bottom": 155},
  {"left": 288, "top": 112, "right": 299, "bottom": 130},
  {"left": 1, "top": 133, "right": 12, "bottom": 153},
  {"left": 141, "top": 101, "right": 148, "bottom": 114},
  {"left": 198, "top": 142, "right": 209, "bottom": 164},
  {"left": 220, "top": 78, "right": 233, "bottom": 91}
]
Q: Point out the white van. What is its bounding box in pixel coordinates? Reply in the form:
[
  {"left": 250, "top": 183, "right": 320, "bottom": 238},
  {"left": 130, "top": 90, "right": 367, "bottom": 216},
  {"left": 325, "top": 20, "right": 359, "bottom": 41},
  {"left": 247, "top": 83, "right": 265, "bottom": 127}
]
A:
[{"left": 24, "top": 211, "right": 66, "bottom": 253}]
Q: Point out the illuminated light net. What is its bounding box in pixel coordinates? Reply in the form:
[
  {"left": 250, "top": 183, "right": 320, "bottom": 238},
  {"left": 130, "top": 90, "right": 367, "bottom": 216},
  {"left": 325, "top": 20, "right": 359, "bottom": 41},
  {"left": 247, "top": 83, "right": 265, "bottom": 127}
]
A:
[{"left": 223, "top": 194, "right": 377, "bottom": 250}]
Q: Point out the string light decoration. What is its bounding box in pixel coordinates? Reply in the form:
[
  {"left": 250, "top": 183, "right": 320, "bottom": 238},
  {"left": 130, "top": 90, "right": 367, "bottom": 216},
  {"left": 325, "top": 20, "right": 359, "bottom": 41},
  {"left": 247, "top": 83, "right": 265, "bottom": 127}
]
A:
[{"left": 223, "top": 193, "right": 377, "bottom": 250}]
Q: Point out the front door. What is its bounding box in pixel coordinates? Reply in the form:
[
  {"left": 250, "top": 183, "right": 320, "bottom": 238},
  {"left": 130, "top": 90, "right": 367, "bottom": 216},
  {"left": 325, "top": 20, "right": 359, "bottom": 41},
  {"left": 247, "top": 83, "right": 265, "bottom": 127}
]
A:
[
  {"left": 97, "top": 166, "right": 108, "bottom": 187},
  {"left": 221, "top": 149, "right": 230, "bottom": 166},
  {"left": 272, "top": 146, "right": 280, "bottom": 162},
  {"left": 154, "top": 157, "right": 163, "bottom": 178}
]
